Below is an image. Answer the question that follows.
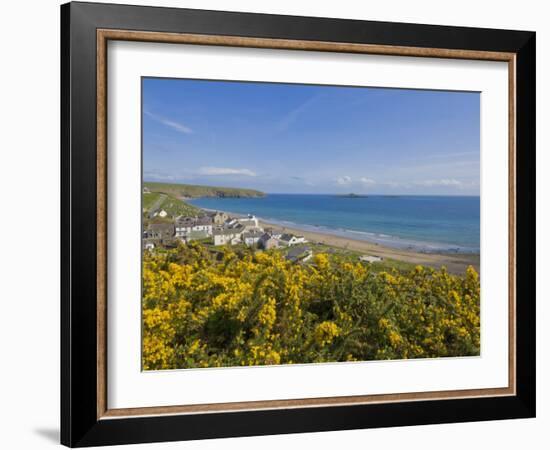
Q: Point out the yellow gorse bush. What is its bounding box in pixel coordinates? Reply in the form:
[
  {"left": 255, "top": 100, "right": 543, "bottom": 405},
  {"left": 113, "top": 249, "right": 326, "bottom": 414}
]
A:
[{"left": 142, "top": 242, "right": 480, "bottom": 370}]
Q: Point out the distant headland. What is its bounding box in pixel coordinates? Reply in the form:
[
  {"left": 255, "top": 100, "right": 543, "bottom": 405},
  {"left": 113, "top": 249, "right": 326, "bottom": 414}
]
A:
[{"left": 143, "top": 181, "right": 265, "bottom": 199}]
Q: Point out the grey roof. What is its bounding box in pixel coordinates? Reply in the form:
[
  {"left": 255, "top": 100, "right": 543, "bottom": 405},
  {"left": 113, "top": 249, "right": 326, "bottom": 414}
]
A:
[
  {"left": 195, "top": 216, "right": 213, "bottom": 225},
  {"left": 176, "top": 216, "right": 196, "bottom": 225},
  {"left": 242, "top": 231, "right": 264, "bottom": 239},
  {"left": 149, "top": 223, "right": 175, "bottom": 232},
  {"left": 228, "top": 223, "right": 244, "bottom": 231},
  {"left": 213, "top": 227, "right": 243, "bottom": 236},
  {"left": 176, "top": 215, "right": 212, "bottom": 226},
  {"left": 259, "top": 232, "right": 277, "bottom": 241},
  {"left": 279, "top": 233, "right": 295, "bottom": 242},
  {"left": 286, "top": 246, "right": 311, "bottom": 260},
  {"left": 239, "top": 218, "right": 256, "bottom": 225}
]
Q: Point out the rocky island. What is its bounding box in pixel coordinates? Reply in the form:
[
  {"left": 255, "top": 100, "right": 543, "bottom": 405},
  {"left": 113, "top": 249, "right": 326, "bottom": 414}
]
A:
[{"left": 337, "top": 193, "right": 369, "bottom": 198}]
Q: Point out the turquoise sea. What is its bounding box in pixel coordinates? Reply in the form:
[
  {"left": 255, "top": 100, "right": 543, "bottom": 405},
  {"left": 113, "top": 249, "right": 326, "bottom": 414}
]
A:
[{"left": 188, "top": 194, "right": 480, "bottom": 254}]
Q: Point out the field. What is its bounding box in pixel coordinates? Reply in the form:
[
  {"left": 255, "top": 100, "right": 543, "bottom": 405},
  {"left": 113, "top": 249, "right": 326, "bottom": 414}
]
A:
[
  {"left": 142, "top": 242, "right": 480, "bottom": 370},
  {"left": 142, "top": 192, "right": 201, "bottom": 218},
  {"left": 304, "top": 242, "right": 418, "bottom": 272}
]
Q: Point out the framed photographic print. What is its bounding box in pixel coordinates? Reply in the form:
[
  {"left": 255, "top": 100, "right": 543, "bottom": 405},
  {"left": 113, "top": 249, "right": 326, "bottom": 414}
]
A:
[{"left": 61, "top": 1, "right": 536, "bottom": 447}]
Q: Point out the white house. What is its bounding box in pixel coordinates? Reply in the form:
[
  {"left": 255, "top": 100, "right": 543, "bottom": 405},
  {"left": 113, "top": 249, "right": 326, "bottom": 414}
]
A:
[
  {"left": 175, "top": 216, "right": 213, "bottom": 238},
  {"left": 175, "top": 218, "right": 194, "bottom": 238},
  {"left": 238, "top": 215, "right": 259, "bottom": 230},
  {"left": 278, "top": 233, "right": 308, "bottom": 247},
  {"left": 192, "top": 216, "right": 213, "bottom": 234},
  {"left": 143, "top": 240, "right": 155, "bottom": 251},
  {"left": 158, "top": 210, "right": 168, "bottom": 218},
  {"left": 242, "top": 231, "right": 264, "bottom": 247},
  {"left": 213, "top": 227, "right": 243, "bottom": 246},
  {"left": 359, "top": 255, "right": 383, "bottom": 263},
  {"left": 224, "top": 215, "right": 260, "bottom": 231}
]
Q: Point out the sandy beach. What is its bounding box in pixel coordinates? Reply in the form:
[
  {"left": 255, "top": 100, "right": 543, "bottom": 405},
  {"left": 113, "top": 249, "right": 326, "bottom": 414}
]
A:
[
  {"left": 191, "top": 205, "right": 479, "bottom": 275},
  {"left": 258, "top": 219, "right": 479, "bottom": 275}
]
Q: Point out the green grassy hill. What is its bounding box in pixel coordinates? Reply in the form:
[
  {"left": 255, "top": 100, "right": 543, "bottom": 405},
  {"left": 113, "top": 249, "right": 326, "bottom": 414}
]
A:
[
  {"left": 143, "top": 192, "right": 201, "bottom": 218},
  {"left": 144, "top": 182, "right": 265, "bottom": 198}
]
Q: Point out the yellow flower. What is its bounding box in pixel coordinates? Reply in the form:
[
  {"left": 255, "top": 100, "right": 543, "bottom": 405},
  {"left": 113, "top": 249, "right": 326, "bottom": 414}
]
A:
[
  {"left": 314, "top": 321, "right": 340, "bottom": 347},
  {"left": 142, "top": 241, "right": 480, "bottom": 369},
  {"left": 388, "top": 330, "right": 403, "bottom": 347},
  {"left": 313, "top": 253, "right": 330, "bottom": 270},
  {"left": 257, "top": 297, "right": 277, "bottom": 327}
]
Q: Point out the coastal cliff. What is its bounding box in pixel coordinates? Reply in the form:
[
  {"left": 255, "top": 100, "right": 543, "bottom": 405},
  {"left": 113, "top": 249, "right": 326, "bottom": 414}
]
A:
[{"left": 144, "top": 182, "right": 265, "bottom": 199}]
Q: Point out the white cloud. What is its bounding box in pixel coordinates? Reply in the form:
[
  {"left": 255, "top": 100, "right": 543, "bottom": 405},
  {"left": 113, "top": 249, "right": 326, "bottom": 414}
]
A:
[
  {"left": 143, "top": 171, "right": 177, "bottom": 181},
  {"left": 145, "top": 111, "right": 193, "bottom": 134},
  {"left": 335, "top": 176, "right": 375, "bottom": 186},
  {"left": 336, "top": 176, "right": 352, "bottom": 185},
  {"left": 429, "top": 151, "right": 479, "bottom": 159},
  {"left": 198, "top": 167, "right": 257, "bottom": 177},
  {"left": 383, "top": 181, "right": 409, "bottom": 189},
  {"left": 415, "top": 179, "right": 462, "bottom": 187},
  {"left": 360, "top": 177, "right": 376, "bottom": 185}
]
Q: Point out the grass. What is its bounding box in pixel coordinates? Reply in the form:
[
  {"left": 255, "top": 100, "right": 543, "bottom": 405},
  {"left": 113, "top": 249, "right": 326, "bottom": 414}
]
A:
[
  {"left": 201, "top": 240, "right": 417, "bottom": 274},
  {"left": 144, "top": 182, "right": 265, "bottom": 198},
  {"left": 194, "top": 239, "right": 418, "bottom": 274},
  {"left": 304, "top": 242, "right": 417, "bottom": 273},
  {"left": 142, "top": 192, "right": 163, "bottom": 210},
  {"left": 142, "top": 191, "right": 201, "bottom": 217}
]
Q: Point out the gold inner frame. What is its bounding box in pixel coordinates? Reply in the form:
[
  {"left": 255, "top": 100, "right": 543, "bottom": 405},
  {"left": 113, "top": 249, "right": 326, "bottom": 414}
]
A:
[{"left": 96, "top": 29, "right": 517, "bottom": 420}]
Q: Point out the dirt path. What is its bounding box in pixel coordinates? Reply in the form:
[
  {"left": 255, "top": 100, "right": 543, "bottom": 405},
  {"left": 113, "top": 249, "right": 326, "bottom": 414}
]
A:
[{"left": 147, "top": 193, "right": 167, "bottom": 218}]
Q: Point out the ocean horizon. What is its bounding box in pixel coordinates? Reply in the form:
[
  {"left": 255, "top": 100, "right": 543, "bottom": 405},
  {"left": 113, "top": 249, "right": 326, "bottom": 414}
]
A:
[{"left": 188, "top": 194, "right": 480, "bottom": 254}]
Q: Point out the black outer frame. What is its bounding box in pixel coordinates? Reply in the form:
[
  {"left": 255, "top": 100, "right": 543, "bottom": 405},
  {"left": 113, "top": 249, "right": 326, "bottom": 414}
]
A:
[{"left": 60, "top": 1, "right": 536, "bottom": 447}]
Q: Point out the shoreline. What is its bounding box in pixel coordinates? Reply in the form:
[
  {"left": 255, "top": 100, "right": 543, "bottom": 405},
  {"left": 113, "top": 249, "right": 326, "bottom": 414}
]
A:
[
  {"left": 190, "top": 203, "right": 480, "bottom": 274},
  {"left": 258, "top": 218, "right": 479, "bottom": 275}
]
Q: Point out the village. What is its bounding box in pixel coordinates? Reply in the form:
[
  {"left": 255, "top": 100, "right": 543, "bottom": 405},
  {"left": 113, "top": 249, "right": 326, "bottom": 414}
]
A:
[{"left": 142, "top": 208, "right": 324, "bottom": 263}]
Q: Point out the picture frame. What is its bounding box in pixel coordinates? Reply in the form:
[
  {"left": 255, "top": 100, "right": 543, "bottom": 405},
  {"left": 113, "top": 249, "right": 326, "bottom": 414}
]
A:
[{"left": 61, "top": 1, "right": 536, "bottom": 447}]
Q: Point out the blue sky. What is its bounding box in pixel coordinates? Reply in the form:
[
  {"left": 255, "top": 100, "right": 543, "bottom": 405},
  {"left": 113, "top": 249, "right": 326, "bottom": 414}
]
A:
[{"left": 143, "top": 78, "right": 480, "bottom": 195}]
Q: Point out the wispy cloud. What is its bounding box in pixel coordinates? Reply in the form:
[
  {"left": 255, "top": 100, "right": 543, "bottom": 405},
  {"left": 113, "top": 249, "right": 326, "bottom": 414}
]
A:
[
  {"left": 360, "top": 177, "right": 376, "bottom": 185},
  {"left": 145, "top": 111, "right": 193, "bottom": 134},
  {"left": 198, "top": 167, "right": 257, "bottom": 177},
  {"left": 386, "top": 150, "right": 479, "bottom": 165},
  {"left": 371, "top": 179, "right": 478, "bottom": 192},
  {"left": 429, "top": 151, "right": 479, "bottom": 159},
  {"left": 336, "top": 176, "right": 352, "bottom": 185},
  {"left": 335, "top": 176, "right": 376, "bottom": 186},
  {"left": 382, "top": 181, "right": 409, "bottom": 189},
  {"left": 276, "top": 94, "right": 323, "bottom": 131},
  {"left": 415, "top": 179, "right": 462, "bottom": 187},
  {"left": 143, "top": 171, "right": 177, "bottom": 181},
  {"left": 289, "top": 176, "right": 315, "bottom": 186}
]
